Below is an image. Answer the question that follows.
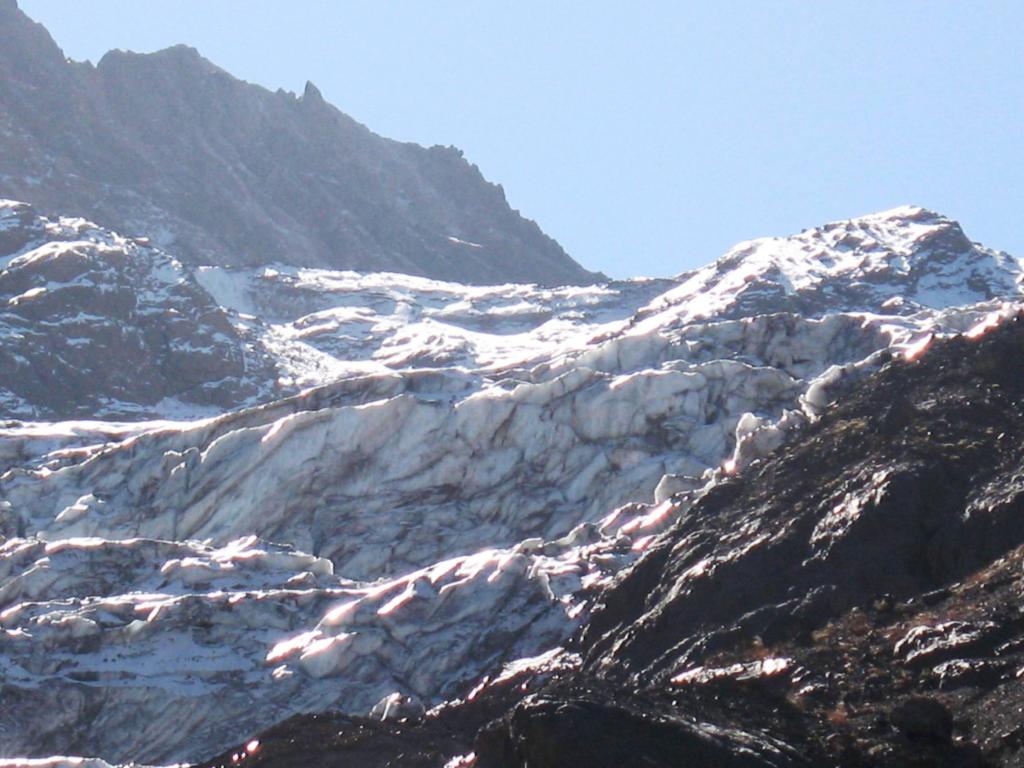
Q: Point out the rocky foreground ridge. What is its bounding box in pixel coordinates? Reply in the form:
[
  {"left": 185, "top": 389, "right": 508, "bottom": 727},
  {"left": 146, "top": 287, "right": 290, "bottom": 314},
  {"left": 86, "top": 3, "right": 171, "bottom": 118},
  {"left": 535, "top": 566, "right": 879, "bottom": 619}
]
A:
[
  {"left": 0, "top": 205, "right": 1022, "bottom": 765},
  {"left": 0, "top": 0, "right": 596, "bottom": 286}
]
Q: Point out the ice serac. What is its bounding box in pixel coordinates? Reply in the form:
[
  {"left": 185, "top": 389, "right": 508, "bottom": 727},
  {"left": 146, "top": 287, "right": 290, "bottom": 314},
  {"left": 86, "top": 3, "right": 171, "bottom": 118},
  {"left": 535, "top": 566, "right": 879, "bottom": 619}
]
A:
[
  {"left": 0, "top": 3, "right": 597, "bottom": 286},
  {"left": 0, "top": 207, "right": 1022, "bottom": 764},
  {"left": 200, "top": 314, "right": 1024, "bottom": 767}
]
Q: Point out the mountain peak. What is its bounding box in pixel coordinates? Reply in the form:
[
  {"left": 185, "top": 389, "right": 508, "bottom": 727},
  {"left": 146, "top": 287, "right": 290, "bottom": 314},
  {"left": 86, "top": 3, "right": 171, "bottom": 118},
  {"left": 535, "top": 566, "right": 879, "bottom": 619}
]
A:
[
  {"left": 863, "top": 203, "right": 943, "bottom": 223},
  {"left": 158, "top": 42, "right": 201, "bottom": 57},
  {"left": 0, "top": 0, "right": 66, "bottom": 70},
  {"left": 96, "top": 43, "right": 228, "bottom": 80},
  {"left": 302, "top": 79, "right": 324, "bottom": 103},
  {"left": 0, "top": 7, "right": 598, "bottom": 286},
  {"left": 644, "top": 208, "right": 1018, "bottom": 326},
  {"left": 806, "top": 205, "right": 973, "bottom": 259}
]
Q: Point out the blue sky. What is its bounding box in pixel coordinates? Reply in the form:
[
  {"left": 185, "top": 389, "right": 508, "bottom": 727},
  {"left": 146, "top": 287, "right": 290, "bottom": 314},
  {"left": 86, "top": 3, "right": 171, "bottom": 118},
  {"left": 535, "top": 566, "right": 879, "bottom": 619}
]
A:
[{"left": 20, "top": 1, "right": 1024, "bottom": 278}]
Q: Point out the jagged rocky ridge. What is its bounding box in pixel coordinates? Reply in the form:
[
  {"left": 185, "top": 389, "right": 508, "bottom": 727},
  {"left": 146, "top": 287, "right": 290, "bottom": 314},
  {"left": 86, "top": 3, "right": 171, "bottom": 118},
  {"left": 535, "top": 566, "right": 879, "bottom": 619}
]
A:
[
  {"left": 0, "top": 0, "right": 596, "bottom": 286},
  {"left": 200, "top": 309, "right": 1024, "bottom": 767},
  {"left": 0, "top": 205, "right": 1022, "bottom": 764}
]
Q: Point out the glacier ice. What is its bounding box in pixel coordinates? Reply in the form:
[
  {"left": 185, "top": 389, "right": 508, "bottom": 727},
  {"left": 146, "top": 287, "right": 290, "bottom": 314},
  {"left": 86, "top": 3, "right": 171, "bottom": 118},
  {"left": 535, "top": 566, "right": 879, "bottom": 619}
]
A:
[{"left": 1, "top": 204, "right": 1022, "bottom": 763}]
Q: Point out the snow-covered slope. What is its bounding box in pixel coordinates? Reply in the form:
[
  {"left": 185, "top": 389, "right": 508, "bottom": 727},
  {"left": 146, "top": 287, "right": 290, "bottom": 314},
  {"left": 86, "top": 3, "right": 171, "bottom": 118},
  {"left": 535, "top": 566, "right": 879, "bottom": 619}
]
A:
[
  {"left": 639, "top": 205, "right": 1021, "bottom": 325},
  {"left": 193, "top": 265, "right": 672, "bottom": 388},
  {"left": 3, "top": 200, "right": 1016, "bottom": 423},
  {"left": 0, "top": 199, "right": 668, "bottom": 420},
  {"left": 1, "top": 206, "right": 1021, "bottom": 764}
]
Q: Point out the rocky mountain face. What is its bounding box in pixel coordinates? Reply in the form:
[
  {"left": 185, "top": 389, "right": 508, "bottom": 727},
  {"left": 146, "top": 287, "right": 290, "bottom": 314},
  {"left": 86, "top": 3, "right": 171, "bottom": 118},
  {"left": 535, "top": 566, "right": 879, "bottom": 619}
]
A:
[
  {"left": 1, "top": 204, "right": 1021, "bottom": 765},
  {"left": 0, "top": 1, "right": 597, "bottom": 286},
  {"left": 0, "top": 201, "right": 274, "bottom": 419}
]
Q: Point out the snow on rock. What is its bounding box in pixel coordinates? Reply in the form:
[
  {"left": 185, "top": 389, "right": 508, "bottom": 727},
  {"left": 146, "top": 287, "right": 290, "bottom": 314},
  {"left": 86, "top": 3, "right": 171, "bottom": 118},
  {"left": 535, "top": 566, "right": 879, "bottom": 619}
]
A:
[
  {"left": 0, "top": 201, "right": 274, "bottom": 420},
  {"left": 635, "top": 205, "right": 1021, "bottom": 327},
  {"left": 2, "top": 205, "right": 1023, "bottom": 764}
]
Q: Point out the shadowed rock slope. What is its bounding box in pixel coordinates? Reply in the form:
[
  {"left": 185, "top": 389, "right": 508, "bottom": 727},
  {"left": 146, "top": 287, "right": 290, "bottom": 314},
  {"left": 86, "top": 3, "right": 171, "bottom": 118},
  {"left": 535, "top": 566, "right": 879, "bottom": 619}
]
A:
[
  {"left": 0, "top": 1, "right": 597, "bottom": 286},
  {"left": 201, "top": 316, "right": 1024, "bottom": 766}
]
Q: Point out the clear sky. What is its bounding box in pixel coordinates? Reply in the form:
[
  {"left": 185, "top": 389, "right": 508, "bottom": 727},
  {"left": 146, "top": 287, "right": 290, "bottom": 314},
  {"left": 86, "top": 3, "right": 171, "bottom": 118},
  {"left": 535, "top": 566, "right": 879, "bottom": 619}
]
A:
[{"left": 19, "top": 0, "right": 1024, "bottom": 279}]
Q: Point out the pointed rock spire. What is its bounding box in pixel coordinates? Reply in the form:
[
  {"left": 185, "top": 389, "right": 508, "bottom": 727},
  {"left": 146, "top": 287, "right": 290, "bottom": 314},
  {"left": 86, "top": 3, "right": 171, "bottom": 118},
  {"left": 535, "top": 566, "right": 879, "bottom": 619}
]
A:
[{"left": 303, "top": 80, "right": 324, "bottom": 103}]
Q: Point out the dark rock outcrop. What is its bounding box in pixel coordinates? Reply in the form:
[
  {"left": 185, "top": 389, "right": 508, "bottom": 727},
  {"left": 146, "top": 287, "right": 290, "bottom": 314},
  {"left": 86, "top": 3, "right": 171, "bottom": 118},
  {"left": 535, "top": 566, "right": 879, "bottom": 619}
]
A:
[
  {"left": 0, "top": 2, "right": 598, "bottom": 286},
  {"left": 0, "top": 201, "right": 274, "bottom": 418},
  {"left": 199, "top": 315, "right": 1024, "bottom": 766}
]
